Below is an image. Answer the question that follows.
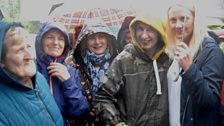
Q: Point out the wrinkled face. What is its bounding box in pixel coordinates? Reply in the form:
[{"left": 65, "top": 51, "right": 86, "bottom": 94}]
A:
[
  {"left": 2, "top": 27, "right": 36, "bottom": 80},
  {"left": 42, "top": 29, "right": 65, "bottom": 58},
  {"left": 135, "top": 22, "right": 160, "bottom": 52},
  {"left": 124, "top": 31, "right": 132, "bottom": 44},
  {"left": 87, "top": 33, "right": 108, "bottom": 55},
  {"left": 168, "top": 6, "right": 194, "bottom": 43}
]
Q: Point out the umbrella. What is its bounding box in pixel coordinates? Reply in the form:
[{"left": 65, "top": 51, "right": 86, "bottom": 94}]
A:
[
  {"left": 51, "top": 8, "right": 136, "bottom": 35},
  {"left": 48, "top": 3, "right": 64, "bottom": 15}
]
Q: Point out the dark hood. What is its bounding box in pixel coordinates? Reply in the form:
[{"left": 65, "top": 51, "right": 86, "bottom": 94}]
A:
[{"left": 117, "top": 16, "right": 135, "bottom": 50}]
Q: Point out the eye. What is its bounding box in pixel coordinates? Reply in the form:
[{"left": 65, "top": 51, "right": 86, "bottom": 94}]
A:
[
  {"left": 147, "top": 27, "right": 155, "bottom": 32},
  {"left": 58, "top": 36, "right": 65, "bottom": 41},
  {"left": 170, "top": 18, "right": 176, "bottom": 24},
  {"left": 136, "top": 26, "right": 143, "bottom": 33},
  {"left": 17, "top": 47, "right": 25, "bottom": 53},
  {"left": 180, "top": 17, "right": 184, "bottom": 22},
  {"left": 46, "top": 35, "right": 54, "bottom": 40},
  {"left": 88, "top": 36, "right": 95, "bottom": 40}
]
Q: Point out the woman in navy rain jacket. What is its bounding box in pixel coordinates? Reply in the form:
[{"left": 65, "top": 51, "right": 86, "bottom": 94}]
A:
[
  {"left": 166, "top": 0, "right": 224, "bottom": 126},
  {"left": 35, "top": 22, "right": 89, "bottom": 125}
]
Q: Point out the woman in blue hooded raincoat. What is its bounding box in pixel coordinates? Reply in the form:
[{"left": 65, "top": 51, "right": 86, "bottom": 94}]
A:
[
  {"left": 35, "top": 22, "right": 89, "bottom": 125},
  {"left": 0, "top": 21, "right": 64, "bottom": 126}
]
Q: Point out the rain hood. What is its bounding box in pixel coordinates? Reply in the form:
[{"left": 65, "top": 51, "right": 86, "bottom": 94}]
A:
[
  {"left": 74, "top": 18, "right": 117, "bottom": 58},
  {"left": 129, "top": 16, "right": 168, "bottom": 60}
]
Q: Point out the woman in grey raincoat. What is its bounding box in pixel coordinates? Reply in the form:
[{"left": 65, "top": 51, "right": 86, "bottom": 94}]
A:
[{"left": 94, "top": 15, "right": 171, "bottom": 126}]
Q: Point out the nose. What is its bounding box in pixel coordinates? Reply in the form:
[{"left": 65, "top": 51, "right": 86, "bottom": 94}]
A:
[
  {"left": 176, "top": 20, "right": 183, "bottom": 28},
  {"left": 95, "top": 37, "right": 101, "bottom": 44},
  {"left": 24, "top": 44, "right": 34, "bottom": 59},
  {"left": 141, "top": 29, "right": 148, "bottom": 39},
  {"left": 24, "top": 49, "right": 32, "bottom": 59},
  {"left": 53, "top": 38, "right": 60, "bottom": 45},
  {"left": 53, "top": 37, "right": 62, "bottom": 45}
]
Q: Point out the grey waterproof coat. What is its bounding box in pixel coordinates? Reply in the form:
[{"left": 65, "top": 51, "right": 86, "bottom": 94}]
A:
[{"left": 94, "top": 16, "right": 171, "bottom": 126}]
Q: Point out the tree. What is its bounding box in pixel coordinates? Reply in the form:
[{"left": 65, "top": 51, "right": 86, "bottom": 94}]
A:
[{"left": 0, "top": 0, "right": 20, "bottom": 21}]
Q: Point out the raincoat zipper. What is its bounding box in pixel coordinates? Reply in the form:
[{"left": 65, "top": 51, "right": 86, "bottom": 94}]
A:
[
  {"left": 182, "top": 95, "right": 190, "bottom": 126},
  {"left": 34, "top": 85, "right": 57, "bottom": 126}
]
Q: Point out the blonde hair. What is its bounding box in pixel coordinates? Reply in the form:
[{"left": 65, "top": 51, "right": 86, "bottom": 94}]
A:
[{"left": 165, "top": 0, "right": 207, "bottom": 59}]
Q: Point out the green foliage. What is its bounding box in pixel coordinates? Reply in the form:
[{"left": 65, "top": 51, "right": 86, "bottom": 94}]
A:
[
  {"left": 68, "top": 28, "right": 75, "bottom": 33},
  {"left": 208, "top": 25, "right": 224, "bottom": 30},
  {"left": 207, "top": 17, "right": 224, "bottom": 30},
  {"left": 22, "top": 21, "right": 42, "bottom": 34},
  {"left": 0, "top": 0, "right": 20, "bottom": 21}
]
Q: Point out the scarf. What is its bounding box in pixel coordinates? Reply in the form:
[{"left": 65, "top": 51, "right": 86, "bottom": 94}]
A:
[{"left": 83, "top": 50, "right": 111, "bottom": 99}]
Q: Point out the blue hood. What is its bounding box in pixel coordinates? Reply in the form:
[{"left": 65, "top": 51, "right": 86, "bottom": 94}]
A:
[{"left": 35, "top": 22, "right": 70, "bottom": 65}]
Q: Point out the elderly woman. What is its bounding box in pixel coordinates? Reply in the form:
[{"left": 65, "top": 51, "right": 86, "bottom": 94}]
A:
[{"left": 35, "top": 22, "right": 89, "bottom": 125}]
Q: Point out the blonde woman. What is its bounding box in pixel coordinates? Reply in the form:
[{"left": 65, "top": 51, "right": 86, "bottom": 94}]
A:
[{"left": 165, "top": 0, "right": 224, "bottom": 126}]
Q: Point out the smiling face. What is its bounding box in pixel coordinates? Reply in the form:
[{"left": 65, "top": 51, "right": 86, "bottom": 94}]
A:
[
  {"left": 86, "top": 33, "right": 108, "bottom": 55},
  {"left": 42, "top": 29, "right": 65, "bottom": 58},
  {"left": 168, "top": 6, "right": 194, "bottom": 44},
  {"left": 135, "top": 22, "right": 160, "bottom": 56},
  {"left": 2, "top": 27, "right": 36, "bottom": 80}
]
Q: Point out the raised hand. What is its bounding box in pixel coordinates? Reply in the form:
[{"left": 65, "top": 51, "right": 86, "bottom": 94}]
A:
[
  {"left": 47, "top": 62, "right": 71, "bottom": 82},
  {"left": 174, "top": 42, "right": 193, "bottom": 72}
]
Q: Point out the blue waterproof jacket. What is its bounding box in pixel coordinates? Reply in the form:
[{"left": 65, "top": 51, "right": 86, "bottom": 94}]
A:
[
  {"left": 0, "top": 22, "right": 64, "bottom": 126},
  {"left": 35, "top": 22, "right": 89, "bottom": 120},
  {"left": 180, "top": 37, "right": 224, "bottom": 126}
]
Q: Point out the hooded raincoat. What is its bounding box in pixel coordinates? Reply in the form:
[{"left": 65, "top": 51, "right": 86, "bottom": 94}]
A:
[
  {"left": 72, "top": 18, "right": 118, "bottom": 125},
  {"left": 35, "top": 22, "right": 89, "bottom": 123},
  {"left": 0, "top": 22, "right": 63, "bottom": 126},
  {"left": 94, "top": 16, "right": 171, "bottom": 126}
]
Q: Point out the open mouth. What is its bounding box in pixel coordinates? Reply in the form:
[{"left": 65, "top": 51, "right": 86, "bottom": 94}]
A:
[
  {"left": 176, "top": 30, "right": 183, "bottom": 35},
  {"left": 50, "top": 47, "right": 60, "bottom": 50},
  {"left": 93, "top": 45, "right": 103, "bottom": 50},
  {"left": 24, "top": 59, "right": 34, "bottom": 65}
]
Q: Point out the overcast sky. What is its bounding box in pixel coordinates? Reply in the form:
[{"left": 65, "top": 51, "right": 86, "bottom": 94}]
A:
[{"left": 20, "top": 0, "right": 224, "bottom": 23}]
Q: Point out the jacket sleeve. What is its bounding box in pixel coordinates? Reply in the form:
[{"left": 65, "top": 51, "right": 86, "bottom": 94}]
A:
[
  {"left": 61, "top": 66, "right": 90, "bottom": 117},
  {"left": 94, "top": 57, "right": 123, "bottom": 125},
  {"left": 182, "top": 41, "right": 224, "bottom": 110},
  {"left": 0, "top": 112, "right": 9, "bottom": 125}
]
